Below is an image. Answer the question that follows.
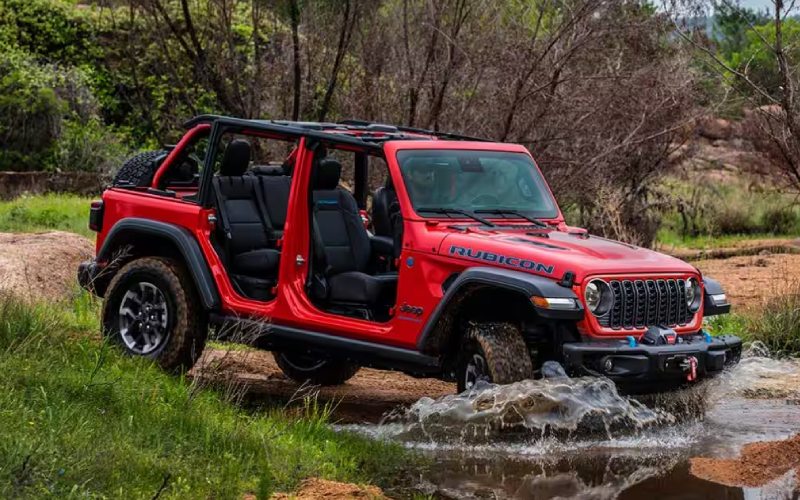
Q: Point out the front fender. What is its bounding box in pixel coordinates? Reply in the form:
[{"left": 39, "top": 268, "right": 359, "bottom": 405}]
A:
[
  {"left": 703, "top": 277, "right": 731, "bottom": 316},
  {"left": 416, "top": 267, "right": 583, "bottom": 355}
]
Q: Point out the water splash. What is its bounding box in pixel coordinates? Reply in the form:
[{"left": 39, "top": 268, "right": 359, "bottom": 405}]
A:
[{"left": 371, "top": 376, "right": 675, "bottom": 445}]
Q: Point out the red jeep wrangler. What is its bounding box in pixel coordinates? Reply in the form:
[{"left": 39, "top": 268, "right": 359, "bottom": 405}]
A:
[{"left": 78, "top": 115, "right": 741, "bottom": 394}]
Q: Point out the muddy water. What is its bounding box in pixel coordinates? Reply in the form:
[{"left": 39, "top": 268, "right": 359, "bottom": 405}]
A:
[{"left": 343, "top": 348, "right": 800, "bottom": 499}]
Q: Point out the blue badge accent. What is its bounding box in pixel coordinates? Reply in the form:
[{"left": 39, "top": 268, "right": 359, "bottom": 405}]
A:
[
  {"left": 626, "top": 336, "right": 637, "bottom": 348},
  {"left": 406, "top": 257, "right": 414, "bottom": 268},
  {"left": 316, "top": 199, "right": 338, "bottom": 206}
]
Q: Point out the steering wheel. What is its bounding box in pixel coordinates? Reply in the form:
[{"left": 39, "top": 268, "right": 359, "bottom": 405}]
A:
[{"left": 471, "top": 194, "right": 500, "bottom": 206}]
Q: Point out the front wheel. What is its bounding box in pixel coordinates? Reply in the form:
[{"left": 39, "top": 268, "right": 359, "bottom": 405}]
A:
[
  {"left": 102, "top": 257, "right": 208, "bottom": 371},
  {"left": 274, "top": 352, "right": 360, "bottom": 386},
  {"left": 456, "top": 322, "right": 534, "bottom": 393}
]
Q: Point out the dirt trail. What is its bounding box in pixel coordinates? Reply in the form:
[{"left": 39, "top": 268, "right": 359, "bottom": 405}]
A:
[
  {"left": 190, "top": 349, "right": 454, "bottom": 423},
  {"left": 693, "top": 252, "right": 800, "bottom": 310},
  {"left": 691, "top": 434, "right": 800, "bottom": 487}
]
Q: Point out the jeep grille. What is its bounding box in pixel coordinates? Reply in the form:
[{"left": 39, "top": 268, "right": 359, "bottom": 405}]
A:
[{"left": 597, "top": 279, "right": 693, "bottom": 330}]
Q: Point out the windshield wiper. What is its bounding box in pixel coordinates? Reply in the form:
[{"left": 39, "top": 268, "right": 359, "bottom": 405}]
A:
[
  {"left": 474, "top": 208, "right": 548, "bottom": 228},
  {"left": 416, "top": 207, "right": 495, "bottom": 226}
]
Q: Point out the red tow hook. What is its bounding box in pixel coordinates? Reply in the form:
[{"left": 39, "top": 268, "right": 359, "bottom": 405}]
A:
[{"left": 686, "top": 356, "right": 698, "bottom": 382}]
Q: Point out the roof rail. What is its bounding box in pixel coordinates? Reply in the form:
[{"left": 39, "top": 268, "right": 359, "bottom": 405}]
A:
[{"left": 338, "top": 119, "right": 491, "bottom": 142}]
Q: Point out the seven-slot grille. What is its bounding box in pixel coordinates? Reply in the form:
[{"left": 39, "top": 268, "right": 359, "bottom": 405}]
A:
[{"left": 596, "top": 278, "right": 693, "bottom": 330}]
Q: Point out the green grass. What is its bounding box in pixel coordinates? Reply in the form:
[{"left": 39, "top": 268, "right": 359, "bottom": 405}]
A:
[
  {"left": 0, "top": 293, "right": 412, "bottom": 498},
  {"left": 0, "top": 194, "right": 93, "bottom": 238}
]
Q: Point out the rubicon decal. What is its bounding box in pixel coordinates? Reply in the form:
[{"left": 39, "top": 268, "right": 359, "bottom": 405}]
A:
[{"left": 449, "top": 245, "right": 555, "bottom": 274}]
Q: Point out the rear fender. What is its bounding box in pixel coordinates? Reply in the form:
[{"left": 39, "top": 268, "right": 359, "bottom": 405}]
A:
[
  {"left": 96, "top": 218, "right": 219, "bottom": 309},
  {"left": 416, "top": 267, "right": 583, "bottom": 355}
]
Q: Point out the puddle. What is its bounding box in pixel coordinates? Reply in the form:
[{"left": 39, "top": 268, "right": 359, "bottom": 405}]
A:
[{"left": 342, "top": 346, "right": 800, "bottom": 499}]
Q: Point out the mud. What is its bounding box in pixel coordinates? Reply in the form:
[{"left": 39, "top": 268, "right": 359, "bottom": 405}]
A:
[
  {"left": 690, "top": 434, "right": 800, "bottom": 488},
  {"left": 270, "top": 478, "right": 386, "bottom": 499},
  {"left": 0, "top": 231, "right": 93, "bottom": 301}
]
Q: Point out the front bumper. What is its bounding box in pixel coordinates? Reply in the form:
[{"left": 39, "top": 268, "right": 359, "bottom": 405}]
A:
[{"left": 562, "top": 333, "right": 742, "bottom": 390}]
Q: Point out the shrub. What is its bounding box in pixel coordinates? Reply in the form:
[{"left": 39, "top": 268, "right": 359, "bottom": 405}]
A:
[
  {"left": 709, "top": 201, "right": 759, "bottom": 235},
  {"left": 0, "top": 49, "right": 64, "bottom": 170},
  {"left": 746, "top": 283, "right": 800, "bottom": 356},
  {"left": 51, "top": 117, "right": 129, "bottom": 175},
  {"left": 760, "top": 205, "right": 799, "bottom": 235}
]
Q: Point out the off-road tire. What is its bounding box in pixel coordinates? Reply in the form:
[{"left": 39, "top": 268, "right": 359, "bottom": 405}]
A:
[
  {"left": 456, "top": 322, "right": 534, "bottom": 393},
  {"left": 102, "top": 257, "right": 207, "bottom": 372},
  {"left": 274, "top": 352, "right": 360, "bottom": 386},
  {"left": 112, "top": 150, "right": 167, "bottom": 187}
]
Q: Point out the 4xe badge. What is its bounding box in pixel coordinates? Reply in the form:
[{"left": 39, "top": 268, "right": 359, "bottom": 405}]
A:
[{"left": 399, "top": 303, "right": 424, "bottom": 317}]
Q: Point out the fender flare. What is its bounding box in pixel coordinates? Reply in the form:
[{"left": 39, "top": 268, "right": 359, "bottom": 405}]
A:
[
  {"left": 703, "top": 276, "right": 731, "bottom": 316},
  {"left": 416, "top": 267, "right": 583, "bottom": 355},
  {"left": 98, "top": 218, "right": 220, "bottom": 310}
]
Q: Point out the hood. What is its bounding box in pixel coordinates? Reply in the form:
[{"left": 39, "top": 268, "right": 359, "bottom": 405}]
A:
[{"left": 438, "top": 226, "right": 697, "bottom": 282}]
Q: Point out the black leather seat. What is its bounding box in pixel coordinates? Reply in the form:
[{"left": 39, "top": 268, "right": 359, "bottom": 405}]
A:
[
  {"left": 212, "top": 140, "right": 281, "bottom": 283},
  {"left": 250, "top": 164, "right": 292, "bottom": 240},
  {"left": 371, "top": 179, "right": 402, "bottom": 258},
  {"left": 312, "top": 158, "right": 397, "bottom": 306}
]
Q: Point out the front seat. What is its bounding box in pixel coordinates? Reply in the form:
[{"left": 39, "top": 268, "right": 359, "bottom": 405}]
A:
[
  {"left": 212, "top": 140, "right": 281, "bottom": 296},
  {"left": 371, "top": 178, "right": 402, "bottom": 258},
  {"left": 312, "top": 158, "right": 396, "bottom": 305}
]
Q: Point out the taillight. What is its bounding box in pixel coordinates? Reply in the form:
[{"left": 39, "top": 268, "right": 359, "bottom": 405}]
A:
[{"left": 89, "top": 200, "right": 104, "bottom": 232}]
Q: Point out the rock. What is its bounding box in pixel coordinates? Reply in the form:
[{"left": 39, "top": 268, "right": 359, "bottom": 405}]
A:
[
  {"left": 697, "top": 117, "right": 735, "bottom": 140},
  {"left": 0, "top": 231, "right": 93, "bottom": 302}
]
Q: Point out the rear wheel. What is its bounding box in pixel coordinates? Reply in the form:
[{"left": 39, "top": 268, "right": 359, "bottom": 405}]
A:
[
  {"left": 456, "top": 322, "right": 534, "bottom": 393},
  {"left": 274, "top": 352, "right": 360, "bottom": 386},
  {"left": 102, "top": 257, "right": 207, "bottom": 371}
]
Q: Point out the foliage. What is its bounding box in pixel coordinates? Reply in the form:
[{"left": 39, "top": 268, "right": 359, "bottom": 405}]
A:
[
  {"left": 0, "top": 292, "right": 412, "bottom": 498},
  {"left": 50, "top": 117, "right": 130, "bottom": 174},
  {"left": 0, "top": 0, "right": 99, "bottom": 66},
  {"left": 723, "top": 18, "right": 800, "bottom": 102},
  {"left": 657, "top": 175, "right": 799, "bottom": 246},
  {"left": 0, "top": 49, "right": 64, "bottom": 171}
]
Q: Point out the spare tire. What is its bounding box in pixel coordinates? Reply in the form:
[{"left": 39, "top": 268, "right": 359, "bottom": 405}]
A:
[{"left": 112, "top": 150, "right": 169, "bottom": 187}]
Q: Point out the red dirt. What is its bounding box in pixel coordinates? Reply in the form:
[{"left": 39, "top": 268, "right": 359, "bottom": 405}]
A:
[
  {"left": 269, "top": 478, "right": 387, "bottom": 499},
  {"left": 690, "top": 434, "right": 800, "bottom": 487},
  {"left": 692, "top": 252, "right": 800, "bottom": 310}
]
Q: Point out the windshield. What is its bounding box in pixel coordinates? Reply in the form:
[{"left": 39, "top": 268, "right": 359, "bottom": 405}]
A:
[{"left": 396, "top": 150, "right": 558, "bottom": 219}]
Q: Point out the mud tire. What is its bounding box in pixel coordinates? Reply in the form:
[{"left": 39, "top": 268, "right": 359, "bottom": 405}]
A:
[
  {"left": 112, "top": 150, "right": 167, "bottom": 187},
  {"left": 102, "top": 257, "right": 207, "bottom": 372},
  {"left": 274, "top": 352, "right": 360, "bottom": 386},
  {"left": 456, "top": 322, "right": 534, "bottom": 393}
]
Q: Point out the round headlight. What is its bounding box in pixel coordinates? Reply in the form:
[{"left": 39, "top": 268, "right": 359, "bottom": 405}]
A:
[
  {"left": 686, "top": 278, "right": 702, "bottom": 312},
  {"left": 585, "top": 280, "right": 612, "bottom": 316}
]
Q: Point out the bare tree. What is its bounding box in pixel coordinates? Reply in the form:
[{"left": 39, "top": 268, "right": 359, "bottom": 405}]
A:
[{"left": 674, "top": 0, "right": 800, "bottom": 193}]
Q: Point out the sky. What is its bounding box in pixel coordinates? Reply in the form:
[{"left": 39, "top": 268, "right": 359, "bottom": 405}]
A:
[{"left": 737, "top": 0, "right": 773, "bottom": 10}]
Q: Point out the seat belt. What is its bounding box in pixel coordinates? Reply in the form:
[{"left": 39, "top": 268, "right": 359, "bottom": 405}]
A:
[
  {"left": 211, "top": 178, "right": 233, "bottom": 240},
  {"left": 252, "top": 178, "right": 277, "bottom": 245}
]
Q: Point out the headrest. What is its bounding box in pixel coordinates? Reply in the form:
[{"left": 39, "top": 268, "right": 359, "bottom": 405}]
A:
[
  {"left": 220, "top": 139, "right": 251, "bottom": 176},
  {"left": 314, "top": 158, "right": 341, "bottom": 190},
  {"left": 250, "top": 164, "right": 286, "bottom": 176}
]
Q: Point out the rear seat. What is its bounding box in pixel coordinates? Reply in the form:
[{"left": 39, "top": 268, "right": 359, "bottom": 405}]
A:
[
  {"left": 250, "top": 164, "right": 292, "bottom": 240},
  {"left": 211, "top": 142, "right": 281, "bottom": 300}
]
